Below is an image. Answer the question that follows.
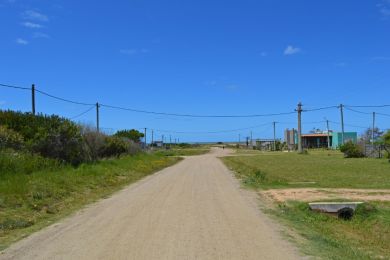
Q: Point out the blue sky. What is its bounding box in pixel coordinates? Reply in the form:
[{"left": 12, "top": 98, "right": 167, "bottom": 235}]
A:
[{"left": 1, "top": 0, "right": 390, "bottom": 142}]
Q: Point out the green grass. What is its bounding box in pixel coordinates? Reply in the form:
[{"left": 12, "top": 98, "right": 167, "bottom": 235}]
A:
[
  {"left": 222, "top": 151, "right": 390, "bottom": 189},
  {"left": 0, "top": 153, "right": 180, "bottom": 250},
  {"left": 270, "top": 201, "right": 390, "bottom": 259},
  {"left": 153, "top": 147, "right": 210, "bottom": 156},
  {"left": 222, "top": 151, "right": 390, "bottom": 259}
]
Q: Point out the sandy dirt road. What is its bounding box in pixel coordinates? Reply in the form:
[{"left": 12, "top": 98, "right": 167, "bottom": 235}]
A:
[{"left": 0, "top": 148, "right": 299, "bottom": 260}]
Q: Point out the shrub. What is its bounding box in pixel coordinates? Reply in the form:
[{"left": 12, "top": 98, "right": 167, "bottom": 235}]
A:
[
  {"left": 81, "top": 127, "right": 107, "bottom": 161},
  {"left": 0, "top": 125, "right": 24, "bottom": 150},
  {"left": 31, "top": 120, "right": 90, "bottom": 165},
  {"left": 340, "top": 141, "right": 364, "bottom": 158},
  {"left": 0, "top": 110, "right": 90, "bottom": 165},
  {"left": 114, "top": 129, "right": 144, "bottom": 143},
  {"left": 100, "top": 136, "right": 128, "bottom": 158}
]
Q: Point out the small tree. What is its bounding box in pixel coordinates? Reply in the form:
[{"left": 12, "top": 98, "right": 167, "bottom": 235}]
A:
[
  {"left": 114, "top": 129, "right": 144, "bottom": 143},
  {"left": 361, "top": 127, "right": 384, "bottom": 143},
  {"left": 379, "top": 130, "right": 390, "bottom": 160},
  {"left": 340, "top": 141, "right": 364, "bottom": 158}
]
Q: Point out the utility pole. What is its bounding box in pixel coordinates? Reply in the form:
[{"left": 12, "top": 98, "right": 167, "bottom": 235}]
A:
[
  {"left": 144, "top": 128, "right": 147, "bottom": 149},
  {"left": 169, "top": 135, "right": 172, "bottom": 148},
  {"left": 273, "top": 122, "right": 276, "bottom": 151},
  {"left": 339, "top": 104, "right": 345, "bottom": 145},
  {"left": 326, "top": 119, "right": 331, "bottom": 149},
  {"left": 162, "top": 135, "right": 164, "bottom": 148},
  {"left": 151, "top": 130, "right": 154, "bottom": 149},
  {"left": 31, "top": 84, "right": 36, "bottom": 115},
  {"left": 250, "top": 131, "right": 253, "bottom": 148},
  {"left": 297, "top": 102, "right": 303, "bottom": 153},
  {"left": 239, "top": 134, "right": 241, "bottom": 144},
  {"left": 96, "top": 102, "right": 100, "bottom": 133},
  {"left": 372, "top": 112, "right": 376, "bottom": 146}
]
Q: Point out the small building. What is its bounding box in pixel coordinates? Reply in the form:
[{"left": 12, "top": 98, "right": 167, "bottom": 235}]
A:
[
  {"left": 152, "top": 141, "right": 163, "bottom": 148},
  {"left": 302, "top": 133, "right": 331, "bottom": 148},
  {"left": 253, "top": 139, "right": 279, "bottom": 151},
  {"left": 284, "top": 129, "right": 357, "bottom": 150}
]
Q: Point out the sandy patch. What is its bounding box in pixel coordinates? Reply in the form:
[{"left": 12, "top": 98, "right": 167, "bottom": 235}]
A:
[{"left": 261, "top": 188, "right": 390, "bottom": 202}]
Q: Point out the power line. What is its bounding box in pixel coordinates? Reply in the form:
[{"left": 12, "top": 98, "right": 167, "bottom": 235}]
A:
[
  {"left": 2, "top": 82, "right": 390, "bottom": 121},
  {"left": 100, "top": 103, "right": 296, "bottom": 118},
  {"left": 303, "top": 105, "right": 339, "bottom": 112},
  {"left": 0, "top": 83, "right": 30, "bottom": 90},
  {"left": 346, "top": 104, "right": 390, "bottom": 108},
  {"left": 329, "top": 120, "right": 368, "bottom": 129},
  {"left": 344, "top": 107, "right": 372, "bottom": 115},
  {"left": 35, "top": 89, "right": 94, "bottom": 106},
  {"left": 151, "top": 122, "right": 272, "bottom": 134},
  {"left": 377, "top": 112, "right": 390, "bottom": 117},
  {"left": 70, "top": 105, "right": 95, "bottom": 119}
]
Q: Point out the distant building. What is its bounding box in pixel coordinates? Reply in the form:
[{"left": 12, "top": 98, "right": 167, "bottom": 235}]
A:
[
  {"left": 284, "top": 129, "right": 297, "bottom": 150},
  {"left": 284, "top": 129, "right": 357, "bottom": 149},
  {"left": 252, "top": 139, "right": 279, "bottom": 151},
  {"left": 152, "top": 141, "right": 164, "bottom": 148}
]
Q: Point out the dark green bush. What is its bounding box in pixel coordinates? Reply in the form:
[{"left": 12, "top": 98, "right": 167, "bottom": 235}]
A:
[
  {"left": 340, "top": 141, "right": 364, "bottom": 158},
  {"left": 114, "top": 129, "right": 144, "bottom": 143},
  {"left": 0, "top": 110, "right": 90, "bottom": 165}
]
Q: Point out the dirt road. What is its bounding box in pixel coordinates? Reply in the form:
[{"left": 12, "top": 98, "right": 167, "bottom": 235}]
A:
[{"left": 0, "top": 148, "right": 299, "bottom": 260}]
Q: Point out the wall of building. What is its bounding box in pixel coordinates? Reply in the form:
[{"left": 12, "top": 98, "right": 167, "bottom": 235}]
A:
[{"left": 332, "top": 132, "right": 358, "bottom": 149}]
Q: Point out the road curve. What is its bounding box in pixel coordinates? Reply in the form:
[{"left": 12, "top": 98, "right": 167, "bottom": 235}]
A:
[{"left": 0, "top": 148, "right": 300, "bottom": 260}]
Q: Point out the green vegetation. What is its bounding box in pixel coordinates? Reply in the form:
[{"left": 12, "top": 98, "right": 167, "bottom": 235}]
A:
[
  {"left": 0, "top": 110, "right": 143, "bottom": 165},
  {"left": 154, "top": 147, "right": 210, "bottom": 156},
  {"left": 222, "top": 150, "right": 390, "bottom": 259},
  {"left": 223, "top": 151, "right": 390, "bottom": 189},
  {"left": 270, "top": 201, "right": 390, "bottom": 259},
  {"left": 340, "top": 141, "right": 364, "bottom": 158},
  {"left": 114, "top": 129, "right": 144, "bottom": 143},
  {"left": 0, "top": 153, "right": 180, "bottom": 250}
]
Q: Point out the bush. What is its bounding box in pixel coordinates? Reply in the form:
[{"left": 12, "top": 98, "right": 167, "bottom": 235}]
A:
[
  {"left": 81, "top": 127, "right": 107, "bottom": 161},
  {"left": 114, "top": 129, "right": 144, "bottom": 143},
  {"left": 0, "top": 125, "right": 24, "bottom": 150},
  {"left": 31, "top": 120, "right": 90, "bottom": 165},
  {"left": 340, "top": 141, "right": 365, "bottom": 158},
  {"left": 100, "top": 136, "right": 128, "bottom": 158},
  {"left": 0, "top": 110, "right": 90, "bottom": 165}
]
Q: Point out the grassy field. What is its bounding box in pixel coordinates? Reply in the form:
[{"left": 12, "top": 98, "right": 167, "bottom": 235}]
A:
[
  {"left": 222, "top": 151, "right": 390, "bottom": 259},
  {"left": 223, "top": 151, "right": 390, "bottom": 189},
  {"left": 0, "top": 153, "right": 180, "bottom": 250},
  {"left": 153, "top": 147, "right": 210, "bottom": 156}
]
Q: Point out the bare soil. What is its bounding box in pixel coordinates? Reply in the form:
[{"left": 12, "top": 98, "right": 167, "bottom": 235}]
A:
[
  {"left": 0, "top": 148, "right": 300, "bottom": 260},
  {"left": 261, "top": 188, "right": 390, "bottom": 203}
]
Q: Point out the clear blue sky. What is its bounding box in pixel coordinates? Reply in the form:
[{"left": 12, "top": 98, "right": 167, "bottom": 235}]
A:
[{"left": 1, "top": 0, "right": 390, "bottom": 142}]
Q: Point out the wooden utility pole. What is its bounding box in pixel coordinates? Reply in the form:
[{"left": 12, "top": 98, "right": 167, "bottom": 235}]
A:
[
  {"left": 250, "top": 131, "right": 253, "bottom": 148},
  {"left": 273, "top": 122, "right": 276, "bottom": 151},
  {"left": 326, "top": 119, "right": 331, "bottom": 149},
  {"left": 31, "top": 84, "right": 36, "bottom": 115},
  {"left": 151, "top": 130, "right": 154, "bottom": 146},
  {"left": 297, "top": 102, "right": 303, "bottom": 153},
  {"left": 96, "top": 102, "right": 100, "bottom": 133},
  {"left": 339, "top": 104, "right": 345, "bottom": 145},
  {"left": 144, "top": 128, "right": 147, "bottom": 149},
  {"left": 372, "top": 112, "right": 376, "bottom": 146}
]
